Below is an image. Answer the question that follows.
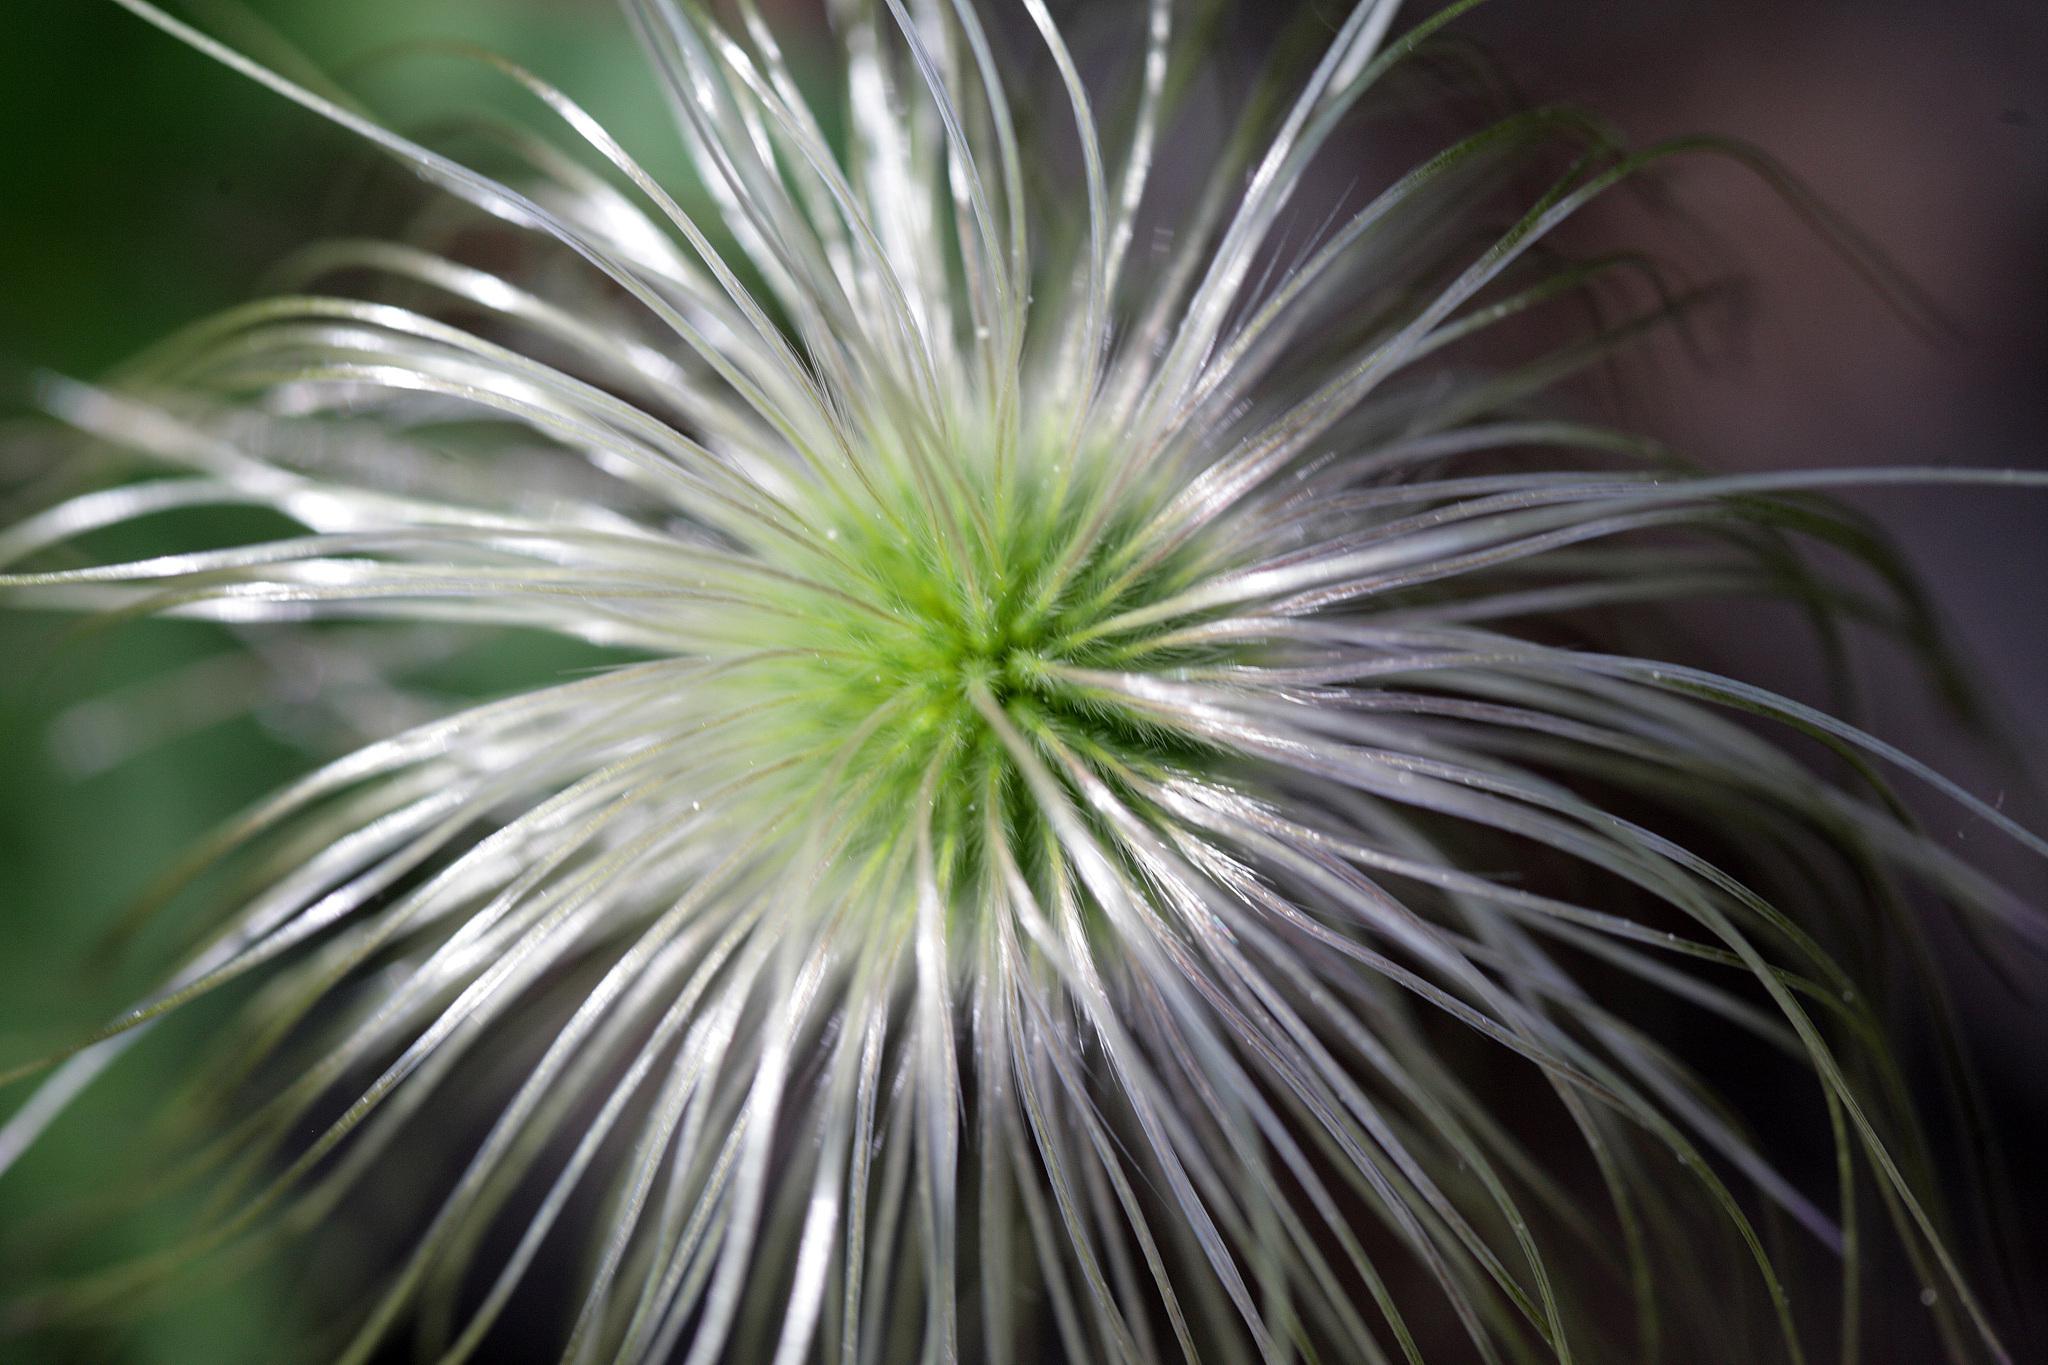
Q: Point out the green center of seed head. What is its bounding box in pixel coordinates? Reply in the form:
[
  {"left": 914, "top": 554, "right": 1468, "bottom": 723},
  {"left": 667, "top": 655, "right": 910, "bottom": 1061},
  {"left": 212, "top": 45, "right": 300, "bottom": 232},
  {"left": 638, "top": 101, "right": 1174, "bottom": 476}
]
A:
[{"left": 727, "top": 460, "right": 1221, "bottom": 902}]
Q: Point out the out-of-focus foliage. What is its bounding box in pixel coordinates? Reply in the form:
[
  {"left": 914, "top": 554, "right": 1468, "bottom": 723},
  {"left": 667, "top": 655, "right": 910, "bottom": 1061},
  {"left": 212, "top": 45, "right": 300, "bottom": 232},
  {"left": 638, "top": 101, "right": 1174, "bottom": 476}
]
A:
[{"left": 0, "top": 4, "right": 670, "bottom": 1359}]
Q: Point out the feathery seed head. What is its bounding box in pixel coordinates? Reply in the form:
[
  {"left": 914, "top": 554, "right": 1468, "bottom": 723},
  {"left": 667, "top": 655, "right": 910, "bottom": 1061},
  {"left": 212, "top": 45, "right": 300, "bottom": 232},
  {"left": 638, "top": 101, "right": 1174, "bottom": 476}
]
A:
[{"left": 2, "top": 1, "right": 2044, "bottom": 1362}]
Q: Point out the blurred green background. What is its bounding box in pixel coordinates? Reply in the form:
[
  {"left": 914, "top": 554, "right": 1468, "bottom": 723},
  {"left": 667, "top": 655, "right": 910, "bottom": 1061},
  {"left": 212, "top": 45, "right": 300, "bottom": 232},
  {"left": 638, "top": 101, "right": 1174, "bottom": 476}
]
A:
[{"left": 0, "top": 3, "right": 678, "bottom": 1359}]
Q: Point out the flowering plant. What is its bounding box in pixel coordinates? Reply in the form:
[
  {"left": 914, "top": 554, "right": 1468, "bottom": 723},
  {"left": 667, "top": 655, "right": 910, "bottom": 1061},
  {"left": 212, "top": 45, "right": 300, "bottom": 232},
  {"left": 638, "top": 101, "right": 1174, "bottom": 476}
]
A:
[{"left": 2, "top": 1, "right": 2041, "bottom": 1361}]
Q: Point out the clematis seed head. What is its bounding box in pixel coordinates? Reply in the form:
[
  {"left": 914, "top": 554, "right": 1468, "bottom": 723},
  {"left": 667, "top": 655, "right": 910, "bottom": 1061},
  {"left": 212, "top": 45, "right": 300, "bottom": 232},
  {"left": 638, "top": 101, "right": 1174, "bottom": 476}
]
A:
[{"left": 2, "top": 1, "right": 2044, "bottom": 1362}]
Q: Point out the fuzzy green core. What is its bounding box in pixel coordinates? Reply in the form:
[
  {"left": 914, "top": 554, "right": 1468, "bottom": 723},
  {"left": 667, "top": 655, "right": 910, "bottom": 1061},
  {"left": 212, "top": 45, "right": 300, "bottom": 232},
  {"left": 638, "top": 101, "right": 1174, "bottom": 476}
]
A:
[{"left": 716, "top": 459, "right": 1228, "bottom": 900}]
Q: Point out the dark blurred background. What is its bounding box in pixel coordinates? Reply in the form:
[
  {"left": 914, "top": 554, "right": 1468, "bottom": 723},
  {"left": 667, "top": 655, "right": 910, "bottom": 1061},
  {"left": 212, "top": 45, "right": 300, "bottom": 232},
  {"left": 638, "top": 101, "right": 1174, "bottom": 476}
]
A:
[{"left": 1, "top": 1, "right": 2042, "bottom": 1360}]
